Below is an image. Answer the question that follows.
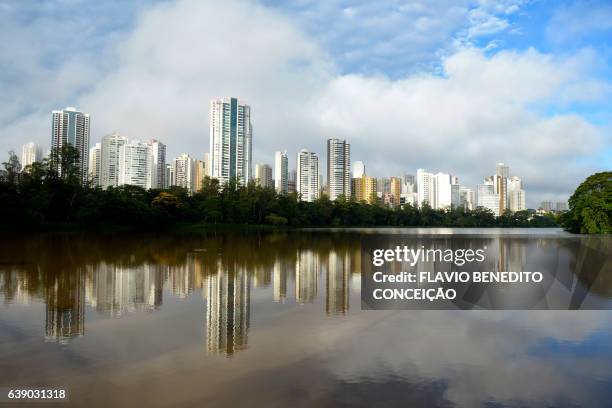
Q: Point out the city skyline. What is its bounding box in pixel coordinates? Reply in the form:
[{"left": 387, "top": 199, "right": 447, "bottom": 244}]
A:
[
  {"left": 2, "top": 1, "right": 611, "bottom": 207},
  {"left": 14, "top": 100, "right": 544, "bottom": 211}
]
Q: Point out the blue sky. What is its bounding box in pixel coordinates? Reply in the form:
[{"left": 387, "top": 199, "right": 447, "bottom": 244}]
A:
[{"left": 0, "top": 0, "right": 610, "bottom": 205}]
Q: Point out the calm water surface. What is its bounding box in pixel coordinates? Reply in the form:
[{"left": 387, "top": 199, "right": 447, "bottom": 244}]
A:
[{"left": 0, "top": 228, "right": 611, "bottom": 407}]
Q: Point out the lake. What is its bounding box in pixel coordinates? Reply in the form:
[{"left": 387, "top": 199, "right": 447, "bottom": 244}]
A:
[{"left": 1, "top": 228, "right": 611, "bottom": 407}]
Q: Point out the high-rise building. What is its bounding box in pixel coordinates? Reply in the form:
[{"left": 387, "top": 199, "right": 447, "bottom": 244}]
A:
[
  {"left": 274, "top": 151, "right": 288, "bottom": 194},
  {"left": 297, "top": 149, "right": 319, "bottom": 202},
  {"left": 327, "top": 139, "right": 351, "bottom": 200},
  {"left": 194, "top": 159, "right": 206, "bottom": 192},
  {"left": 288, "top": 170, "right": 297, "bottom": 194},
  {"left": 459, "top": 187, "right": 475, "bottom": 210},
  {"left": 417, "top": 169, "right": 455, "bottom": 209},
  {"left": 51, "top": 107, "right": 90, "bottom": 184},
  {"left": 555, "top": 201, "right": 567, "bottom": 212},
  {"left": 88, "top": 143, "right": 101, "bottom": 187},
  {"left": 389, "top": 177, "right": 402, "bottom": 208},
  {"left": 203, "top": 152, "right": 210, "bottom": 178},
  {"left": 164, "top": 163, "right": 174, "bottom": 188},
  {"left": 21, "top": 142, "right": 43, "bottom": 168},
  {"left": 174, "top": 154, "right": 195, "bottom": 193},
  {"left": 209, "top": 97, "right": 252, "bottom": 185},
  {"left": 147, "top": 139, "right": 166, "bottom": 189},
  {"left": 508, "top": 176, "right": 526, "bottom": 212},
  {"left": 496, "top": 162, "right": 509, "bottom": 178},
  {"left": 100, "top": 133, "right": 127, "bottom": 189},
  {"left": 417, "top": 169, "right": 434, "bottom": 207},
  {"left": 353, "top": 161, "right": 365, "bottom": 179},
  {"left": 351, "top": 176, "right": 377, "bottom": 204},
  {"left": 118, "top": 140, "right": 149, "bottom": 189},
  {"left": 255, "top": 163, "right": 273, "bottom": 188},
  {"left": 477, "top": 182, "right": 499, "bottom": 216}
]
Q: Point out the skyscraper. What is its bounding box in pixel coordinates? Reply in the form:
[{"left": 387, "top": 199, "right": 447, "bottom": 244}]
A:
[
  {"left": 255, "top": 163, "right": 273, "bottom": 188},
  {"left": 477, "top": 181, "right": 499, "bottom": 216},
  {"left": 147, "top": 139, "right": 166, "bottom": 189},
  {"left": 174, "top": 154, "right": 195, "bottom": 193},
  {"left": 209, "top": 97, "right": 252, "bottom": 185},
  {"left": 496, "top": 163, "right": 509, "bottom": 178},
  {"left": 297, "top": 149, "right": 319, "bottom": 202},
  {"left": 508, "top": 176, "right": 526, "bottom": 212},
  {"left": 274, "top": 150, "right": 288, "bottom": 194},
  {"left": 88, "top": 143, "right": 101, "bottom": 187},
  {"left": 100, "top": 133, "right": 127, "bottom": 189},
  {"left": 118, "top": 140, "right": 149, "bottom": 188},
  {"left": 194, "top": 159, "right": 206, "bottom": 192},
  {"left": 417, "top": 169, "right": 434, "bottom": 207},
  {"left": 21, "top": 142, "right": 43, "bottom": 168},
  {"left": 389, "top": 176, "right": 402, "bottom": 208},
  {"left": 327, "top": 139, "right": 351, "bottom": 200},
  {"left": 51, "top": 107, "right": 90, "bottom": 184}
]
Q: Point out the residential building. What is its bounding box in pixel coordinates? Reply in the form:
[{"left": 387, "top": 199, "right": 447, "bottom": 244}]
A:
[
  {"left": 174, "top": 154, "right": 195, "bottom": 193},
  {"left": 21, "top": 142, "right": 43, "bottom": 168},
  {"left": 88, "top": 143, "right": 101, "bottom": 187},
  {"left": 100, "top": 133, "right": 127, "bottom": 189},
  {"left": 477, "top": 182, "right": 499, "bottom": 216},
  {"left": 274, "top": 151, "right": 289, "bottom": 194},
  {"left": 297, "top": 149, "right": 319, "bottom": 202},
  {"left": 118, "top": 140, "right": 149, "bottom": 189},
  {"left": 147, "top": 139, "right": 166, "bottom": 189},
  {"left": 209, "top": 97, "right": 252, "bottom": 185},
  {"left": 194, "top": 159, "right": 206, "bottom": 192},
  {"left": 327, "top": 139, "right": 351, "bottom": 200},
  {"left": 255, "top": 163, "right": 273, "bottom": 188},
  {"left": 51, "top": 107, "right": 90, "bottom": 184}
]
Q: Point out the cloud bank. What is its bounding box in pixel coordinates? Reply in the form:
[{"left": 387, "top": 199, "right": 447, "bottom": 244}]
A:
[{"left": 1, "top": 0, "right": 610, "bottom": 206}]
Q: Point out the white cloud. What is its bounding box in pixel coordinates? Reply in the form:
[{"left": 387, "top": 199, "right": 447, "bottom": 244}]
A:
[{"left": 0, "top": 0, "right": 609, "bottom": 206}]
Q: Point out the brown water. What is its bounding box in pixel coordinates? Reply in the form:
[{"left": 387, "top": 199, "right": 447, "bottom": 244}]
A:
[{"left": 0, "top": 229, "right": 611, "bottom": 407}]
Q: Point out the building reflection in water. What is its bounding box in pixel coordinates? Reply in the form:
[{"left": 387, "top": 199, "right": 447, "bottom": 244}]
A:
[
  {"left": 85, "top": 264, "right": 165, "bottom": 318},
  {"left": 295, "top": 250, "right": 318, "bottom": 304},
  {"left": 205, "top": 262, "right": 250, "bottom": 357},
  {"left": 45, "top": 270, "right": 85, "bottom": 344},
  {"left": 273, "top": 258, "right": 290, "bottom": 303},
  {"left": 326, "top": 250, "right": 350, "bottom": 316}
]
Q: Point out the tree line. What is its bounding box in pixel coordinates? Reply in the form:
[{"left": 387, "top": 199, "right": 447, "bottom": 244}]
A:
[{"left": 1, "top": 146, "right": 561, "bottom": 230}]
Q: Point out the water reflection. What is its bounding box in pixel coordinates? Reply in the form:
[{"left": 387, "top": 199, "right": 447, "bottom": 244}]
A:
[{"left": 0, "top": 230, "right": 610, "bottom": 352}]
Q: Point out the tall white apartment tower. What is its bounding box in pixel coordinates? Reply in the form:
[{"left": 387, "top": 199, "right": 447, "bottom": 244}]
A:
[
  {"left": 274, "top": 150, "right": 288, "bottom": 194},
  {"left": 174, "top": 154, "right": 195, "bottom": 193},
  {"left": 88, "top": 143, "right": 101, "bottom": 187},
  {"left": 417, "top": 169, "right": 434, "bottom": 208},
  {"left": 21, "top": 142, "right": 43, "bottom": 168},
  {"left": 118, "top": 140, "right": 150, "bottom": 189},
  {"left": 51, "top": 107, "right": 91, "bottom": 184},
  {"left": 297, "top": 149, "right": 320, "bottom": 202},
  {"left": 147, "top": 140, "right": 166, "bottom": 189},
  {"left": 100, "top": 133, "right": 127, "bottom": 189},
  {"left": 209, "top": 97, "right": 252, "bottom": 185},
  {"left": 327, "top": 139, "right": 351, "bottom": 201},
  {"left": 508, "top": 176, "right": 526, "bottom": 212}
]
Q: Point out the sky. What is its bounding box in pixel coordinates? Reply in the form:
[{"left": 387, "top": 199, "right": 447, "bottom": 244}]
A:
[{"left": 0, "top": 0, "right": 610, "bottom": 206}]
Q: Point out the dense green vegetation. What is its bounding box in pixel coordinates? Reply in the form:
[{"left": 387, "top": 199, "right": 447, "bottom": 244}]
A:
[
  {"left": 1, "top": 146, "right": 558, "bottom": 230},
  {"left": 560, "top": 172, "right": 612, "bottom": 234}
]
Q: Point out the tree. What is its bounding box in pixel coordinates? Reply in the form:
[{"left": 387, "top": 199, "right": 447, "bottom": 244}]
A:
[{"left": 560, "top": 172, "right": 611, "bottom": 234}]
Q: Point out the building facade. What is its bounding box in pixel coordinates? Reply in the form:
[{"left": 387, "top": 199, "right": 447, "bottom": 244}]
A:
[
  {"left": 51, "top": 107, "right": 91, "bottom": 184},
  {"left": 100, "top": 133, "right": 128, "bottom": 189},
  {"left": 209, "top": 97, "right": 252, "bottom": 185},
  {"left": 327, "top": 139, "right": 351, "bottom": 200},
  {"left": 274, "top": 150, "right": 288, "bottom": 194},
  {"left": 297, "top": 149, "right": 319, "bottom": 202},
  {"left": 21, "top": 142, "right": 43, "bottom": 168},
  {"left": 255, "top": 163, "right": 273, "bottom": 188},
  {"left": 118, "top": 140, "right": 149, "bottom": 189}
]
